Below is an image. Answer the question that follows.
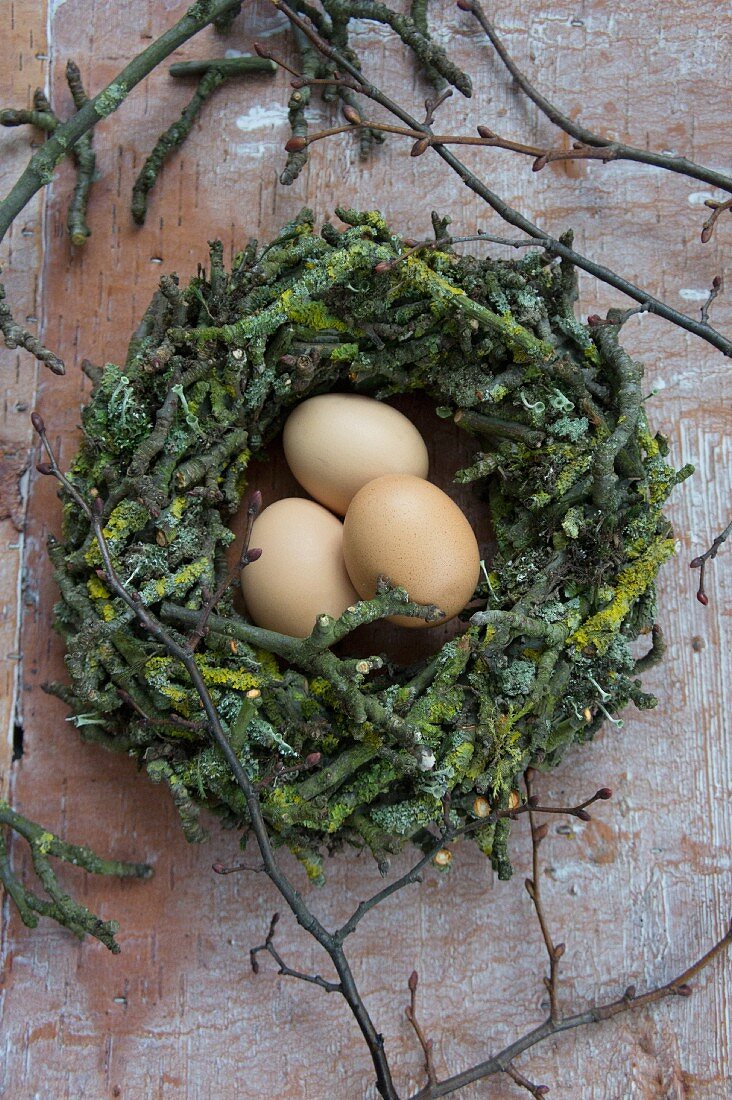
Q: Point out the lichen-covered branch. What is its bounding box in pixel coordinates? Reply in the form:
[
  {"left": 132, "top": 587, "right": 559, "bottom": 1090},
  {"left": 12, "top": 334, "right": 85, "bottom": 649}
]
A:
[
  {"left": 0, "top": 282, "right": 65, "bottom": 374},
  {"left": 41, "top": 210, "right": 687, "bottom": 883},
  {"left": 0, "top": 798, "right": 152, "bottom": 951},
  {"left": 64, "top": 61, "right": 97, "bottom": 245},
  {"left": 132, "top": 67, "right": 229, "bottom": 225}
]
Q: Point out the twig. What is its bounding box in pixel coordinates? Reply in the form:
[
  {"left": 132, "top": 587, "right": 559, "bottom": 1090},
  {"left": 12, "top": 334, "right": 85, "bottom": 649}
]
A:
[
  {"left": 0, "top": 797, "right": 152, "bottom": 952},
  {"left": 212, "top": 859, "right": 265, "bottom": 874},
  {"left": 690, "top": 519, "right": 732, "bottom": 606},
  {"left": 186, "top": 488, "right": 262, "bottom": 651},
  {"left": 0, "top": 283, "right": 65, "bottom": 374},
  {"left": 169, "top": 56, "right": 277, "bottom": 78},
  {"left": 131, "top": 67, "right": 229, "bottom": 226},
  {"left": 274, "top": 1, "right": 732, "bottom": 358},
  {"left": 459, "top": 0, "right": 732, "bottom": 195},
  {"left": 701, "top": 197, "right": 732, "bottom": 243},
  {"left": 116, "top": 686, "right": 206, "bottom": 732},
  {"left": 524, "top": 768, "right": 563, "bottom": 1023},
  {"left": 405, "top": 971, "right": 438, "bottom": 1088},
  {"left": 250, "top": 912, "right": 342, "bottom": 993},
  {"left": 700, "top": 275, "right": 723, "bottom": 325},
  {"left": 133, "top": 55, "right": 279, "bottom": 224},
  {"left": 0, "top": 107, "right": 57, "bottom": 132},
  {"left": 64, "top": 60, "right": 96, "bottom": 245},
  {"left": 291, "top": 112, "right": 728, "bottom": 186},
  {"left": 504, "top": 1063, "right": 548, "bottom": 1099},
  {"left": 337, "top": 789, "right": 612, "bottom": 943}
]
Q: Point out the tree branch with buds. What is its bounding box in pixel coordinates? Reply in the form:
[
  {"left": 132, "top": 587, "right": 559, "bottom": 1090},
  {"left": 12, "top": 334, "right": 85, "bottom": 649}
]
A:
[
  {"left": 690, "top": 519, "right": 732, "bottom": 606},
  {"left": 272, "top": 0, "right": 732, "bottom": 357}
]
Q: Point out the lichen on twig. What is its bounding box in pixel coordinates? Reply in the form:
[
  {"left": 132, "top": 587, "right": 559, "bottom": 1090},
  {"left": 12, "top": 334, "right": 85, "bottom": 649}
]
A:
[
  {"left": 0, "top": 798, "right": 152, "bottom": 952},
  {"left": 39, "top": 208, "right": 690, "bottom": 886}
]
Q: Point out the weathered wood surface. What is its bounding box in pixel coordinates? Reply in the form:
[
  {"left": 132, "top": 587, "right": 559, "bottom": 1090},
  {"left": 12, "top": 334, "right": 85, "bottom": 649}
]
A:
[{"left": 1, "top": 2, "right": 730, "bottom": 1097}]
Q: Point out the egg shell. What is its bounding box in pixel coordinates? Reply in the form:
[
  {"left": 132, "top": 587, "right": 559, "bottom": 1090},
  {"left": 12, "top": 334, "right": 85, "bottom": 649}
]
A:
[
  {"left": 241, "top": 498, "right": 359, "bottom": 638},
  {"left": 283, "top": 393, "right": 429, "bottom": 515},
  {"left": 343, "top": 474, "right": 481, "bottom": 629}
]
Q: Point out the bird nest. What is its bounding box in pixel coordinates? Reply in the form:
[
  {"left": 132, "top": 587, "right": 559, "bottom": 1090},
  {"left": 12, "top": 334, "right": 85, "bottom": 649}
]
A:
[{"left": 48, "top": 208, "right": 689, "bottom": 883}]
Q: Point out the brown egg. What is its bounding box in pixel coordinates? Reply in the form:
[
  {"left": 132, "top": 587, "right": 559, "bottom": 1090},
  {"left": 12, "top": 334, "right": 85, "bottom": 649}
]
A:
[
  {"left": 343, "top": 475, "right": 481, "bottom": 629},
  {"left": 241, "top": 498, "right": 359, "bottom": 638},
  {"left": 283, "top": 393, "right": 429, "bottom": 515}
]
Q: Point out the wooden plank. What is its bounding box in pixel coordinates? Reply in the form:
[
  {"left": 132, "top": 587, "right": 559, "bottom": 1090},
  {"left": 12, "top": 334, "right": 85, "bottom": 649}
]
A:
[
  {"left": 1, "top": 1, "right": 730, "bottom": 1097},
  {"left": 0, "top": 2, "right": 48, "bottom": 799}
]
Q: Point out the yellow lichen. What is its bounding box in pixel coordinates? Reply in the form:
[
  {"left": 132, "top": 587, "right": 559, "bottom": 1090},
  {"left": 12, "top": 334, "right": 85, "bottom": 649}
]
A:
[
  {"left": 568, "top": 538, "right": 675, "bottom": 653},
  {"left": 278, "top": 288, "right": 349, "bottom": 331},
  {"left": 86, "top": 576, "right": 116, "bottom": 621},
  {"left": 196, "top": 663, "right": 261, "bottom": 693}
]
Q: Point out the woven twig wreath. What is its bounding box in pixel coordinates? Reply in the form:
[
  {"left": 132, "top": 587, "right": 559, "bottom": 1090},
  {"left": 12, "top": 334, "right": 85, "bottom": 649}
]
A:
[{"left": 49, "top": 208, "right": 689, "bottom": 882}]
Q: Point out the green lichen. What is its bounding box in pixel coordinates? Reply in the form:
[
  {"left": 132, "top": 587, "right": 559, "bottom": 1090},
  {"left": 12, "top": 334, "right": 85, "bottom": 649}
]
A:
[
  {"left": 48, "top": 211, "right": 687, "bottom": 882},
  {"left": 569, "top": 538, "right": 675, "bottom": 653},
  {"left": 94, "top": 83, "right": 128, "bottom": 119}
]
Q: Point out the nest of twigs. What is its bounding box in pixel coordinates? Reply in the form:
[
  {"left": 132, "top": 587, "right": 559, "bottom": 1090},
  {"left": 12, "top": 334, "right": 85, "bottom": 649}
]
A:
[{"left": 48, "top": 208, "right": 689, "bottom": 882}]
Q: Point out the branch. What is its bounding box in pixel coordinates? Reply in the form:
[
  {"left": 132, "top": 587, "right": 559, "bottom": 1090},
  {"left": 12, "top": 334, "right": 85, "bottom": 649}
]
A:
[
  {"left": 459, "top": 0, "right": 732, "bottom": 195},
  {"left": 169, "top": 56, "right": 278, "bottom": 78},
  {"left": 291, "top": 111, "right": 730, "bottom": 192},
  {"left": 131, "top": 67, "right": 229, "bottom": 226},
  {"left": 131, "top": 57, "right": 278, "bottom": 225},
  {"left": 690, "top": 519, "right": 732, "bottom": 606},
  {"left": 410, "top": 920, "right": 732, "bottom": 1098},
  {"left": 31, "top": 410, "right": 400, "bottom": 1100},
  {"left": 274, "top": 1, "right": 732, "bottom": 358},
  {"left": 250, "top": 912, "right": 342, "bottom": 993},
  {"left": 0, "top": 798, "right": 152, "bottom": 952}
]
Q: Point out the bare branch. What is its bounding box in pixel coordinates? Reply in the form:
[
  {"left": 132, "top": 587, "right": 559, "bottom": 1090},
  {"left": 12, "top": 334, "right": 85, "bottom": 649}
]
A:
[
  {"left": 690, "top": 519, "right": 732, "bottom": 606},
  {"left": 405, "top": 971, "right": 438, "bottom": 1087},
  {"left": 409, "top": 918, "right": 731, "bottom": 1098},
  {"left": 250, "top": 913, "right": 342, "bottom": 993},
  {"left": 273, "top": 1, "right": 732, "bottom": 358},
  {"left": 459, "top": 0, "right": 732, "bottom": 195}
]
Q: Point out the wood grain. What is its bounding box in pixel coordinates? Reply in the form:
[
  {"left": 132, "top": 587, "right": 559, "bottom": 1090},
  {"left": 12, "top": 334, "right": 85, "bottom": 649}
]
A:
[
  {"left": 0, "top": 0, "right": 48, "bottom": 803},
  {"left": 1, "top": 2, "right": 730, "bottom": 1097}
]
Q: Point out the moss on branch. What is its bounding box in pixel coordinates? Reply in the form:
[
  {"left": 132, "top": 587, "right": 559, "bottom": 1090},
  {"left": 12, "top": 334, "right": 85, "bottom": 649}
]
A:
[
  {"left": 0, "top": 799, "right": 152, "bottom": 950},
  {"left": 47, "top": 210, "right": 685, "bottom": 880}
]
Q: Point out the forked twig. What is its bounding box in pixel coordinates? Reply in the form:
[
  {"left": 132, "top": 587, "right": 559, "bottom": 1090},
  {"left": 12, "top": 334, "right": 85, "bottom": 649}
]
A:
[{"left": 690, "top": 520, "right": 732, "bottom": 606}]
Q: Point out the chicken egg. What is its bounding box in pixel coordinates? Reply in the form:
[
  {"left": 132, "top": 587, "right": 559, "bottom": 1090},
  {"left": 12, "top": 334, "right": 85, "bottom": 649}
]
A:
[
  {"left": 343, "top": 474, "right": 480, "bottom": 629},
  {"left": 241, "top": 498, "right": 359, "bottom": 637},
  {"left": 283, "top": 393, "right": 429, "bottom": 515}
]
